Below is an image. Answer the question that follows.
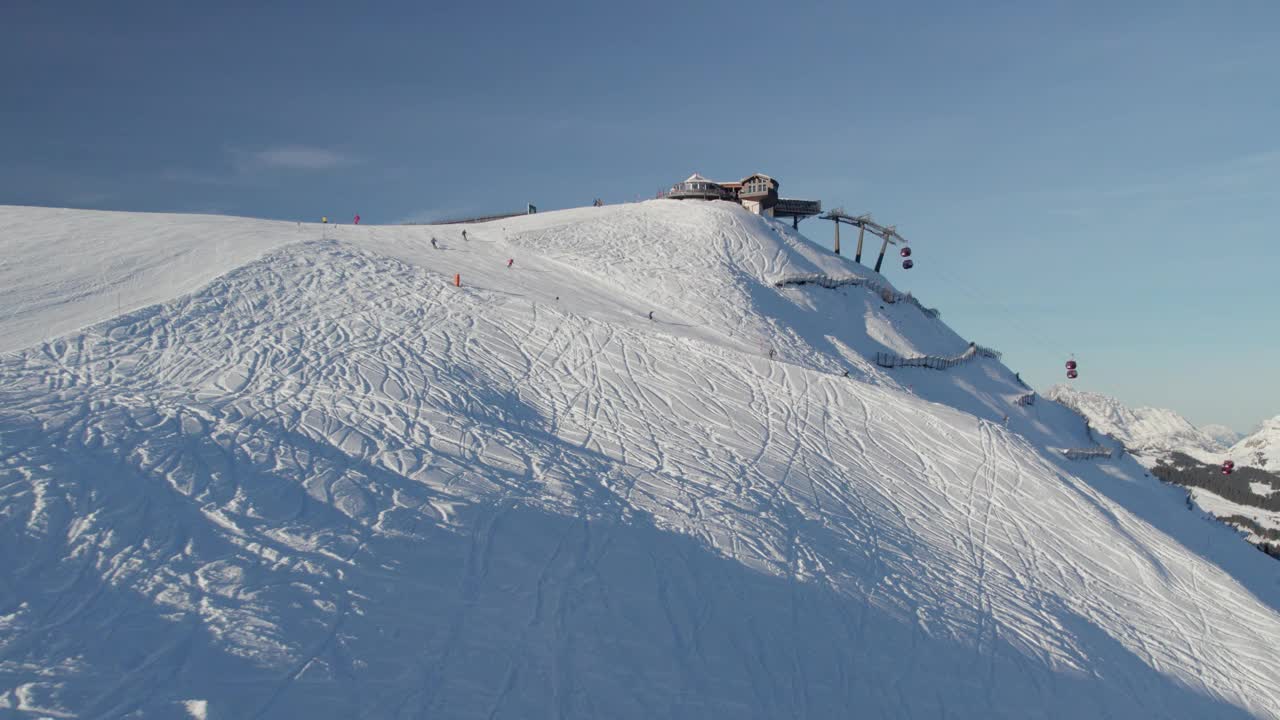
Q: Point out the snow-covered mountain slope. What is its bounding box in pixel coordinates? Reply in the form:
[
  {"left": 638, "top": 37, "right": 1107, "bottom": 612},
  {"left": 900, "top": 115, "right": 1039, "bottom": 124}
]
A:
[
  {"left": 0, "top": 206, "right": 305, "bottom": 354},
  {"left": 1204, "top": 423, "right": 1245, "bottom": 447},
  {"left": 1044, "top": 384, "right": 1225, "bottom": 461},
  {"left": 1190, "top": 487, "right": 1280, "bottom": 544},
  {"left": 4, "top": 201, "right": 1280, "bottom": 718},
  {"left": 1233, "top": 416, "right": 1280, "bottom": 470}
]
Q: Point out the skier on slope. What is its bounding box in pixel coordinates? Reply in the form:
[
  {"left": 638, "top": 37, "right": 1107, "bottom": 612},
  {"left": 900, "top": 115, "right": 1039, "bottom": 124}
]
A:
[
  {"left": 507, "top": 258, "right": 514, "bottom": 268},
  {"left": 353, "top": 214, "right": 361, "bottom": 225},
  {"left": 462, "top": 229, "right": 468, "bottom": 241},
  {"left": 647, "top": 311, "right": 654, "bottom": 321},
  {"left": 430, "top": 237, "right": 439, "bottom": 249}
]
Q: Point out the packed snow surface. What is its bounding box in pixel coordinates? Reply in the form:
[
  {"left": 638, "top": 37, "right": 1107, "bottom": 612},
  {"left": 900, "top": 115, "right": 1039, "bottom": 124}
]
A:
[
  {"left": 3, "top": 201, "right": 1280, "bottom": 718},
  {"left": 0, "top": 206, "right": 303, "bottom": 354}
]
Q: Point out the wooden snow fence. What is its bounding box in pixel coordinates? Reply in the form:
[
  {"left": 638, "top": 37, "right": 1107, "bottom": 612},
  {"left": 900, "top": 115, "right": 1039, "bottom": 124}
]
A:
[
  {"left": 774, "top": 273, "right": 941, "bottom": 319},
  {"left": 1061, "top": 447, "right": 1114, "bottom": 460},
  {"left": 875, "top": 342, "right": 1002, "bottom": 371}
]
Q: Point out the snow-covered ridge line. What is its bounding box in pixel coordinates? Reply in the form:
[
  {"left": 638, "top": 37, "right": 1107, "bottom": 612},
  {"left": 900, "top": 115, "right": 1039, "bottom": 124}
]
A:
[
  {"left": 0, "top": 205, "right": 308, "bottom": 353},
  {"left": 1061, "top": 446, "right": 1115, "bottom": 460},
  {"left": 1045, "top": 384, "right": 1228, "bottom": 461},
  {"left": 1053, "top": 392, "right": 1111, "bottom": 445},
  {"left": 773, "top": 272, "right": 941, "bottom": 318},
  {"left": 1047, "top": 391, "right": 1124, "bottom": 460}
]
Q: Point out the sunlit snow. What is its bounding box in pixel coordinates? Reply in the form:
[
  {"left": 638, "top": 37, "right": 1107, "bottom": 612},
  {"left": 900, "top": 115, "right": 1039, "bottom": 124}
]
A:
[{"left": 1, "top": 200, "right": 1278, "bottom": 718}]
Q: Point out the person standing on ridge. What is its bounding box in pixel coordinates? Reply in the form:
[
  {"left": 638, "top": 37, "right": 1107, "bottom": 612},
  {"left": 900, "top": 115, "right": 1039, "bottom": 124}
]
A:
[{"left": 353, "top": 214, "right": 361, "bottom": 225}]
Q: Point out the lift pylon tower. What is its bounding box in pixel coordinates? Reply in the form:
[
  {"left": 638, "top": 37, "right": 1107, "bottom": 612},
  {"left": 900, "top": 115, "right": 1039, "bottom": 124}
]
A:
[{"left": 818, "top": 209, "right": 909, "bottom": 272}]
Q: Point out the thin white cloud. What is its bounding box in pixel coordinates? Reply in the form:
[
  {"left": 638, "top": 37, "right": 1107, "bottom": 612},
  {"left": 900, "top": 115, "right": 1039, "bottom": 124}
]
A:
[
  {"left": 162, "top": 146, "right": 357, "bottom": 187},
  {"left": 250, "top": 146, "right": 352, "bottom": 170}
]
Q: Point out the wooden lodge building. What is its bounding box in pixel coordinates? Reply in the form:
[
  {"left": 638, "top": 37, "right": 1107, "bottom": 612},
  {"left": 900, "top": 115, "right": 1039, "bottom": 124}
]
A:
[{"left": 661, "top": 172, "right": 822, "bottom": 227}]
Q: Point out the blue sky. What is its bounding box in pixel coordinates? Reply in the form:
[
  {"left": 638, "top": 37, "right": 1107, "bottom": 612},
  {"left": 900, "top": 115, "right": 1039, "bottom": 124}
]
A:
[{"left": 4, "top": 1, "right": 1278, "bottom": 432}]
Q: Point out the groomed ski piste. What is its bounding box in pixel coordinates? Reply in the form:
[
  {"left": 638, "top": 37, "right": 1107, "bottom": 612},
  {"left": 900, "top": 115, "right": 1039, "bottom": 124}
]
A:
[{"left": 2, "top": 200, "right": 1280, "bottom": 718}]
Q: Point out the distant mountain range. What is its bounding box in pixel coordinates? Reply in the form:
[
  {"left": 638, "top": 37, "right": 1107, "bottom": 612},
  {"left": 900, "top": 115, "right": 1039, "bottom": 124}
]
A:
[
  {"left": 1046, "top": 384, "right": 1280, "bottom": 555},
  {"left": 1045, "top": 384, "right": 1278, "bottom": 469},
  {"left": 1200, "top": 423, "right": 1244, "bottom": 447},
  {"left": 1043, "top": 385, "right": 1224, "bottom": 460},
  {"left": 1233, "top": 416, "right": 1280, "bottom": 471}
]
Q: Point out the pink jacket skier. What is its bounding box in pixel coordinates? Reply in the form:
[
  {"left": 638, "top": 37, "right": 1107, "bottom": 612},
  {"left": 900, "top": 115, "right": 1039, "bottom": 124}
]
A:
[{"left": 353, "top": 214, "right": 361, "bottom": 225}]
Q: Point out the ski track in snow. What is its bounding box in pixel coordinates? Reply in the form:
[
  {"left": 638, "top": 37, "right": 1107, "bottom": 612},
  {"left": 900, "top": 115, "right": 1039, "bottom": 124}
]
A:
[{"left": 0, "top": 201, "right": 1278, "bottom": 718}]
